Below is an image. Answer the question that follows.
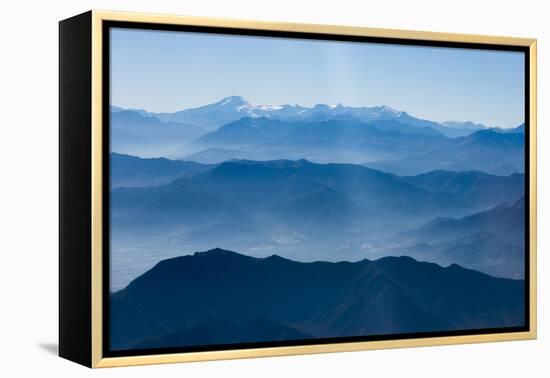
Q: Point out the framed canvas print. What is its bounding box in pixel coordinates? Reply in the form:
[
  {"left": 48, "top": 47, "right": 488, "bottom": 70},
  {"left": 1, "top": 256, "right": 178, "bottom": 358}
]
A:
[{"left": 59, "top": 10, "right": 537, "bottom": 368}]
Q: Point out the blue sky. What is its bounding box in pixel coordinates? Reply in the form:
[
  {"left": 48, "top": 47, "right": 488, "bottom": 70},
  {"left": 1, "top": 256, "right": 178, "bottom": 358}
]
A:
[{"left": 111, "top": 28, "right": 525, "bottom": 128}]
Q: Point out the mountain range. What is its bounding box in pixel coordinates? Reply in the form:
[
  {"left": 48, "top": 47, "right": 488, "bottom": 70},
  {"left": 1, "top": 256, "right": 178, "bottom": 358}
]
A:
[
  {"left": 110, "top": 248, "right": 525, "bottom": 350},
  {"left": 111, "top": 97, "right": 524, "bottom": 175},
  {"left": 116, "top": 96, "right": 486, "bottom": 137},
  {"left": 199, "top": 118, "right": 524, "bottom": 175},
  {"left": 112, "top": 153, "right": 524, "bottom": 211},
  {"left": 110, "top": 158, "right": 472, "bottom": 254},
  {"left": 366, "top": 127, "right": 524, "bottom": 175},
  {"left": 188, "top": 117, "right": 453, "bottom": 165},
  {"left": 108, "top": 96, "right": 527, "bottom": 350},
  {"left": 183, "top": 114, "right": 522, "bottom": 175},
  {"left": 109, "top": 155, "right": 525, "bottom": 288}
]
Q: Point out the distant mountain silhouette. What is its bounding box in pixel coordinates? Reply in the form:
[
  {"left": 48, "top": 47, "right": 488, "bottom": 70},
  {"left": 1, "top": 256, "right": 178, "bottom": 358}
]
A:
[
  {"left": 110, "top": 248, "right": 525, "bottom": 350},
  {"left": 195, "top": 117, "right": 294, "bottom": 146},
  {"left": 442, "top": 120, "right": 485, "bottom": 131},
  {"left": 145, "top": 96, "right": 255, "bottom": 130},
  {"left": 368, "top": 119, "right": 444, "bottom": 137},
  {"left": 461, "top": 128, "right": 525, "bottom": 149},
  {"left": 492, "top": 123, "right": 525, "bottom": 134},
  {"left": 399, "top": 197, "right": 525, "bottom": 245},
  {"left": 403, "top": 170, "right": 524, "bottom": 209},
  {"left": 390, "top": 197, "right": 525, "bottom": 278},
  {"left": 111, "top": 110, "right": 207, "bottom": 157},
  {"left": 182, "top": 113, "right": 521, "bottom": 173},
  {"left": 110, "top": 153, "right": 214, "bottom": 188},
  {"left": 110, "top": 100, "right": 525, "bottom": 171},
  {"left": 180, "top": 148, "right": 262, "bottom": 164},
  {"left": 433, "top": 232, "right": 524, "bottom": 279},
  {"left": 511, "top": 123, "right": 525, "bottom": 133},
  {"left": 125, "top": 96, "right": 484, "bottom": 137},
  {"left": 192, "top": 116, "right": 451, "bottom": 164},
  {"left": 191, "top": 159, "right": 467, "bottom": 216},
  {"left": 111, "top": 179, "right": 256, "bottom": 233},
  {"left": 367, "top": 128, "right": 524, "bottom": 175},
  {"left": 111, "top": 159, "right": 471, "bottom": 240}
]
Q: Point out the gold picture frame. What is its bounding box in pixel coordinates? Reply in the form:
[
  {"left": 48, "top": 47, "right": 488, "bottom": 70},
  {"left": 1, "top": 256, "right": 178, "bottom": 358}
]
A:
[{"left": 59, "top": 9, "right": 537, "bottom": 368}]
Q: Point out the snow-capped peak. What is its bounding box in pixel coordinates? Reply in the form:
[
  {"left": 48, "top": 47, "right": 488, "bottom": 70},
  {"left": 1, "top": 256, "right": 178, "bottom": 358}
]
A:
[
  {"left": 257, "top": 105, "right": 284, "bottom": 111},
  {"left": 379, "top": 105, "right": 400, "bottom": 114},
  {"left": 219, "top": 96, "right": 251, "bottom": 107},
  {"left": 442, "top": 120, "right": 486, "bottom": 130}
]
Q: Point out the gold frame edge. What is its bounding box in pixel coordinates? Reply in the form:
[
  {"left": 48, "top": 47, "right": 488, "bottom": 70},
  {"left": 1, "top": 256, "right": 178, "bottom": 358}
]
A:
[
  {"left": 89, "top": 9, "right": 537, "bottom": 368},
  {"left": 528, "top": 40, "right": 537, "bottom": 339},
  {"left": 91, "top": 10, "right": 104, "bottom": 368}
]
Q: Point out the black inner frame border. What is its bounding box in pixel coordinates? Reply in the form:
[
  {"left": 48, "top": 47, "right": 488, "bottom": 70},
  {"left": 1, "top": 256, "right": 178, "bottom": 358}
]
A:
[{"left": 101, "top": 20, "right": 531, "bottom": 359}]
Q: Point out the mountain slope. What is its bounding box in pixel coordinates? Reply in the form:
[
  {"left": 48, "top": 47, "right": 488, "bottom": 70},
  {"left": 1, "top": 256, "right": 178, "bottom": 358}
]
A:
[
  {"left": 110, "top": 248, "right": 525, "bottom": 350},
  {"left": 110, "top": 153, "right": 214, "bottom": 188},
  {"left": 399, "top": 197, "right": 525, "bottom": 246},
  {"left": 388, "top": 197, "right": 525, "bottom": 278},
  {"left": 442, "top": 120, "right": 485, "bottom": 131},
  {"left": 192, "top": 116, "right": 451, "bottom": 163},
  {"left": 403, "top": 170, "right": 524, "bottom": 209},
  {"left": 187, "top": 112, "right": 519, "bottom": 172},
  {"left": 433, "top": 232, "right": 524, "bottom": 278},
  {"left": 152, "top": 96, "right": 255, "bottom": 130},
  {"left": 194, "top": 117, "right": 295, "bottom": 147},
  {"left": 111, "top": 179, "right": 256, "bottom": 232},
  {"left": 184, "top": 159, "right": 468, "bottom": 217},
  {"left": 133, "top": 318, "right": 314, "bottom": 349},
  {"left": 180, "top": 148, "right": 262, "bottom": 164},
  {"left": 367, "top": 128, "right": 524, "bottom": 175},
  {"left": 111, "top": 110, "right": 207, "bottom": 157}
]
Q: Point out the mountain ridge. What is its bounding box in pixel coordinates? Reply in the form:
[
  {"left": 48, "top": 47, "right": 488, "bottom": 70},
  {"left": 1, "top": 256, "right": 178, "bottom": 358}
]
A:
[
  {"left": 110, "top": 248, "right": 525, "bottom": 350},
  {"left": 110, "top": 152, "right": 215, "bottom": 188},
  {"left": 387, "top": 197, "right": 525, "bottom": 278},
  {"left": 112, "top": 95, "right": 490, "bottom": 137}
]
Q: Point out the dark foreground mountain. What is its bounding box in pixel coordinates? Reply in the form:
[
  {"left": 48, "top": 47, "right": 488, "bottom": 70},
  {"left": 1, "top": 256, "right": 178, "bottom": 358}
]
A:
[
  {"left": 110, "top": 248, "right": 525, "bottom": 350},
  {"left": 134, "top": 318, "right": 313, "bottom": 349}
]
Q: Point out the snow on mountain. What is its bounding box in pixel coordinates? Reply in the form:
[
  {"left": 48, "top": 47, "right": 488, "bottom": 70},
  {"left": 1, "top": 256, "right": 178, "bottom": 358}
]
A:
[
  {"left": 443, "top": 120, "right": 486, "bottom": 130},
  {"left": 111, "top": 96, "right": 496, "bottom": 137}
]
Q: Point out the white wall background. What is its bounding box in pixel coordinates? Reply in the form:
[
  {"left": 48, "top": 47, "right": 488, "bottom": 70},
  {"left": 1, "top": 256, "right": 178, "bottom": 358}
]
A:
[{"left": 1, "top": 0, "right": 547, "bottom": 376}]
